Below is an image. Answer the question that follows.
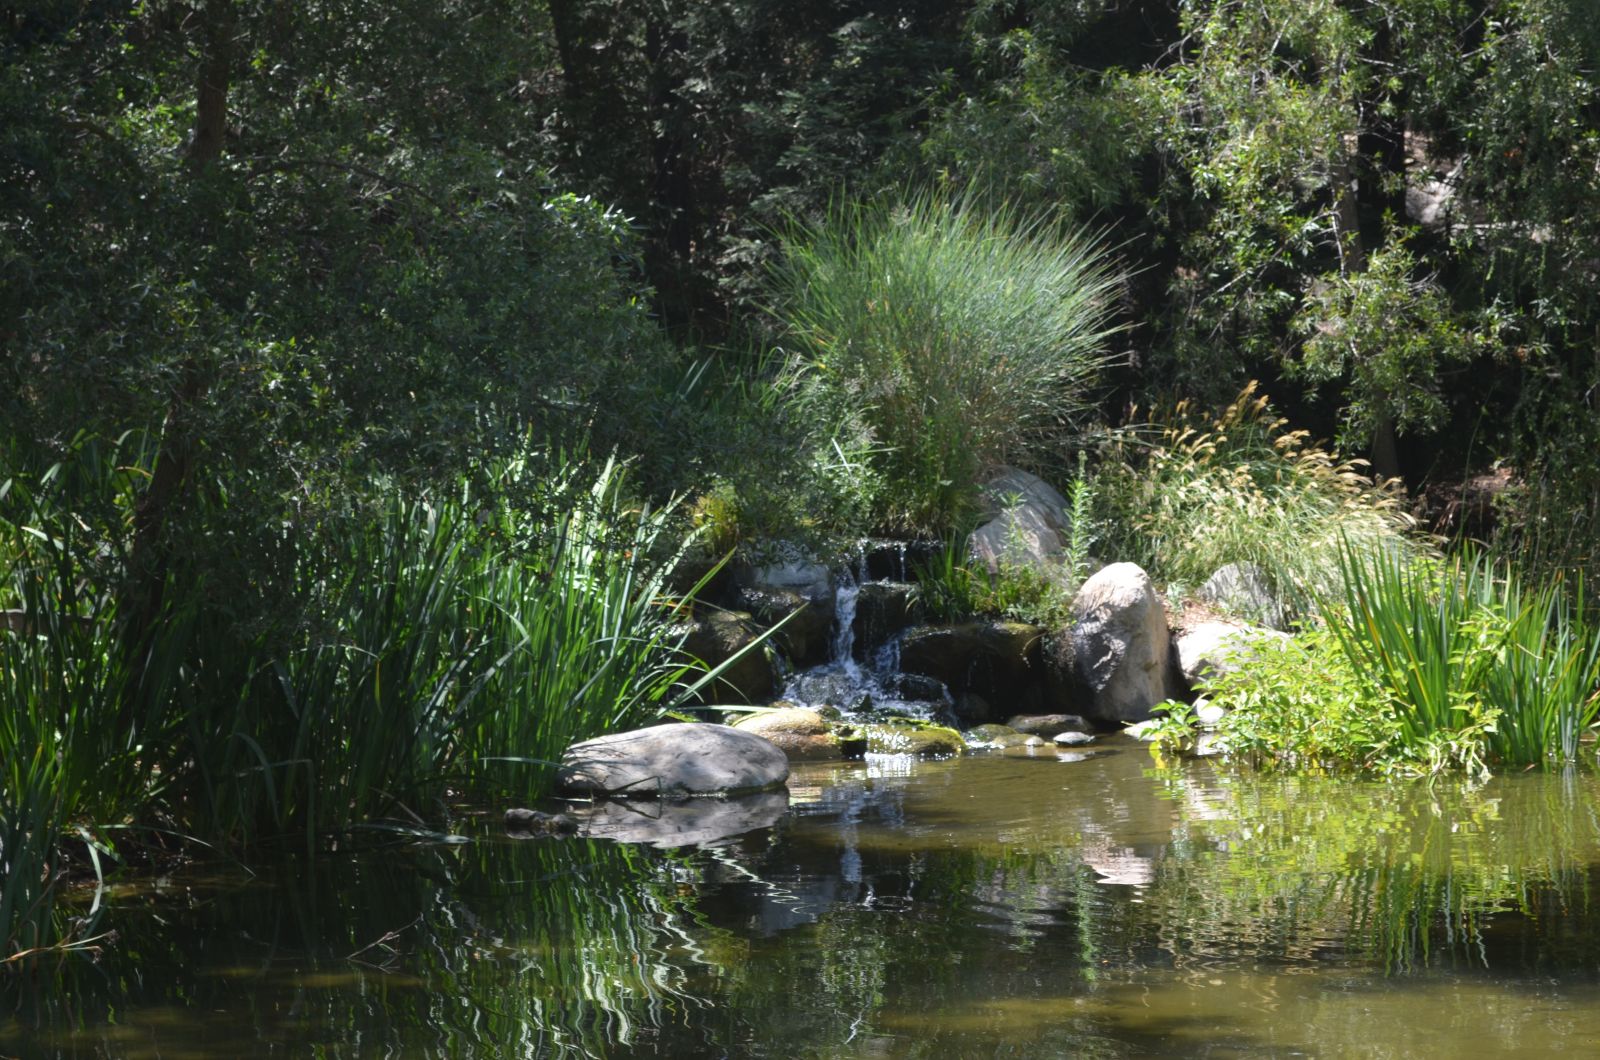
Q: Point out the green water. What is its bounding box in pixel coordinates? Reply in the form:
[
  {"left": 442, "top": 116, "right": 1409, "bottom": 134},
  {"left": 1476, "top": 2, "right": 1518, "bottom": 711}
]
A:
[{"left": 6, "top": 738, "right": 1600, "bottom": 1057}]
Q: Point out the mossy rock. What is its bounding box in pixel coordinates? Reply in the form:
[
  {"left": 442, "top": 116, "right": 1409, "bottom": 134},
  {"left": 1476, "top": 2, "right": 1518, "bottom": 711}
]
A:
[
  {"left": 865, "top": 722, "right": 965, "bottom": 757},
  {"left": 732, "top": 706, "right": 860, "bottom": 761}
]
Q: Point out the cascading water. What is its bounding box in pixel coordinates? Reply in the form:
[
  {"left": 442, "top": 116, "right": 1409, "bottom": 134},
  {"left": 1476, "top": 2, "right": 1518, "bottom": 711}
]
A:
[{"left": 779, "top": 547, "right": 951, "bottom": 724}]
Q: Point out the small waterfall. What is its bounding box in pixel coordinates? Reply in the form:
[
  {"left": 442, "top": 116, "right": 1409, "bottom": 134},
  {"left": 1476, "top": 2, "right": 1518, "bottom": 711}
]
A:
[{"left": 830, "top": 553, "right": 864, "bottom": 678}]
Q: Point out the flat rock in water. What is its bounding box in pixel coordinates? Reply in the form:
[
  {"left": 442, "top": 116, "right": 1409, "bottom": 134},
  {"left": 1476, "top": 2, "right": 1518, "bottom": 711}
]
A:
[
  {"left": 1006, "top": 713, "right": 1091, "bottom": 738},
  {"left": 571, "top": 791, "right": 789, "bottom": 849},
  {"left": 557, "top": 723, "right": 789, "bottom": 798},
  {"left": 1053, "top": 731, "right": 1096, "bottom": 747}
]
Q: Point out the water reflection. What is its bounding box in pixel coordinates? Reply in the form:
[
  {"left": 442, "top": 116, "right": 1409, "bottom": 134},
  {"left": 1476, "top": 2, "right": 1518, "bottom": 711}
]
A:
[{"left": 5, "top": 744, "right": 1600, "bottom": 1057}]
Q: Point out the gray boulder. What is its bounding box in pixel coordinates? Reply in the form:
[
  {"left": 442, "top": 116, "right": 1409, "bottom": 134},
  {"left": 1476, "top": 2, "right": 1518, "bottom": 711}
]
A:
[
  {"left": 557, "top": 723, "right": 789, "bottom": 798},
  {"left": 1196, "top": 562, "right": 1289, "bottom": 631},
  {"left": 968, "top": 467, "right": 1072, "bottom": 576},
  {"left": 734, "top": 543, "right": 834, "bottom": 602},
  {"left": 1061, "top": 563, "right": 1178, "bottom": 723},
  {"left": 1175, "top": 621, "right": 1292, "bottom": 686}
]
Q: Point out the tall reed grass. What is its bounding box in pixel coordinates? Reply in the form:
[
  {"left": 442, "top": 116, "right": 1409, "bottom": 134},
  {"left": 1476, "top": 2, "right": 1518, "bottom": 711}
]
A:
[
  {"left": 1096, "top": 382, "right": 1419, "bottom": 618},
  {"left": 1329, "top": 544, "right": 1600, "bottom": 769},
  {"left": 771, "top": 191, "right": 1122, "bottom": 530},
  {"left": 1, "top": 445, "right": 722, "bottom": 966}
]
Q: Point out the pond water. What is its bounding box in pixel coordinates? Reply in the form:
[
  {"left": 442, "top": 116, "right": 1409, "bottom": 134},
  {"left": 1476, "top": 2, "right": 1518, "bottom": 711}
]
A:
[{"left": 6, "top": 741, "right": 1600, "bottom": 1057}]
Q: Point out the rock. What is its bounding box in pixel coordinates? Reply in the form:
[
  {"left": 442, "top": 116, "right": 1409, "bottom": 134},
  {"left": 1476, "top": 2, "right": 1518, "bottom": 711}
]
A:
[
  {"left": 1053, "top": 731, "right": 1096, "bottom": 747},
  {"left": 968, "top": 467, "right": 1072, "bottom": 576},
  {"left": 963, "top": 724, "right": 1019, "bottom": 749},
  {"left": 1175, "top": 621, "right": 1292, "bottom": 685},
  {"left": 952, "top": 692, "right": 994, "bottom": 725},
  {"left": 1123, "top": 719, "right": 1162, "bottom": 741},
  {"left": 1040, "top": 627, "right": 1094, "bottom": 715},
  {"left": 571, "top": 791, "right": 789, "bottom": 849},
  {"left": 854, "top": 581, "right": 920, "bottom": 653},
  {"left": 1005, "top": 713, "right": 1091, "bottom": 739},
  {"left": 557, "top": 723, "right": 789, "bottom": 798},
  {"left": 734, "top": 544, "right": 834, "bottom": 602},
  {"left": 679, "top": 610, "right": 778, "bottom": 705},
  {"left": 1196, "top": 562, "right": 1290, "bottom": 631},
  {"left": 864, "top": 538, "right": 943, "bottom": 582},
  {"left": 504, "top": 808, "right": 579, "bottom": 835},
  {"left": 732, "top": 587, "right": 832, "bottom": 669},
  {"left": 997, "top": 733, "right": 1049, "bottom": 750},
  {"left": 898, "top": 620, "right": 1045, "bottom": 706},
  {"left": 1194, "top": 698, "right": 1227, "bottom": 728},
  {"left": 1063, "top": 564, "right": 1180, "bottom": 724},
  {"left": 886, "top": 672, "right": 949, "bottom": 702},
  {"left": 864, "top": 722, "right": 965, "bottom": 757},
  {"left": 732, "top": 707, "right": 853, "bottom": 761}
]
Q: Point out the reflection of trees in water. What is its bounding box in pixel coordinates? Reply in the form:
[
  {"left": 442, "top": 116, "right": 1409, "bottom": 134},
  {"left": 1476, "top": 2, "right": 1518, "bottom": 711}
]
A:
[{"left": 7, "top": 766, "right": 1600, "bottom": 1056}]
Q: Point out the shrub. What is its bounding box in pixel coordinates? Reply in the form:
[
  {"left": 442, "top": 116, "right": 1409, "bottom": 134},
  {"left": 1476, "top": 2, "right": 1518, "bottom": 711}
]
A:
[
  {"left": 769, "top": 191, "right": 1123, "bottom": 531},
  {"left": 1094, "top": 382, "right": 1420, "bottom": 617}
]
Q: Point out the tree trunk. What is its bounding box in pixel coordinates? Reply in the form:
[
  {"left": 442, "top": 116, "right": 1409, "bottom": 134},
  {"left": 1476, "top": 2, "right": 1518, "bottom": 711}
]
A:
[{"left": 185, "top": 0, "right": 233, "bottom": 169}]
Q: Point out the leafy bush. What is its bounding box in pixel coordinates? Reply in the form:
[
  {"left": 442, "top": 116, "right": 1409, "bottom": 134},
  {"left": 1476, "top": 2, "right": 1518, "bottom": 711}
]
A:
[
  {"left": 1095, "top": 382, "right": 1420, "bottom": 617},
  {"left": 769, "top": 191, "right": 1123, "bottom": 531}
]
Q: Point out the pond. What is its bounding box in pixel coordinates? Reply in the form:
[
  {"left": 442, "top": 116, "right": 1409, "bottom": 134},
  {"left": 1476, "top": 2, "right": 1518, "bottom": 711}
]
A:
[{"left": 6, "top": 739, "right": 1600, "bottom": 1057}]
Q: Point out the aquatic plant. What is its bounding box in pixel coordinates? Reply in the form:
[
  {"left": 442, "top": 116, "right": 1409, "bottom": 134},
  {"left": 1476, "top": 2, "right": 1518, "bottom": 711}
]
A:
[
  {"left": 770, "top": 190, "right": 1123, "bottom": 531},
  {"left": 1328, "top": 544, "right": 1600, "bottom": 769}
]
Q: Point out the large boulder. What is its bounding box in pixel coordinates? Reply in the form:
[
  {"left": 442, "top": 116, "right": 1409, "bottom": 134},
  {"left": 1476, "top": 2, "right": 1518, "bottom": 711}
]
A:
[
  {"left": 1196, "top": 562, "right": 1290, "bottom": 631},
  {"left": 557, "top": 723, "right": 789, "bottom": 798},
  {"left": 967, "top": 467, "right": 1072, "bottom": 576},
  {"left": 898, "top": 620, "right": 1046, "bottom": 708},
  {"left": 732, "top": 707, "right": 855, "bottom": 761},
  {"left": 1060, "top": 563, "right": 1178, "bottom": 723},
  {"left": 1175, "top": 621, "right": 1293, "bottom": 686},
  {"left": 679, "top": 609, "right": 778, "bottom": 705}
]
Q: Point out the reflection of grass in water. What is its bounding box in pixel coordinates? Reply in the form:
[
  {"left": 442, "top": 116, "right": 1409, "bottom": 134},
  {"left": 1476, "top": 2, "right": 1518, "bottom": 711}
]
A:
[
  {"left": 1146, "top": 765, "right": 1600, "bottom": 970},
  {"left": 3, "top": 837, "right": 710, "bottom": 1058}
]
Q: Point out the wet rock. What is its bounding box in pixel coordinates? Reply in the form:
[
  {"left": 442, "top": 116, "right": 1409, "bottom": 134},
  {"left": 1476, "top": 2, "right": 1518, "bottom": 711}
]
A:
[
  {"left": 865, "top": 722, "right": 965, "bottom": 757},
  {"left": 1005, "top": 713, "right": 1091, "bottom": 739},
  {"left": 864, "top": 538, "right": 943, "bottom": 582},
  {"left": 504, "top": 808, "right": 579, "bottom": 836},
  {"left": 886, "top": 672, "right": 949, "bottom": 703},
  {"left": 557, "top": 723, "right": 789, "bottom": 798},
  {"left": 898, "top": 620, "right": 1045, "bottom": 704},
  {"left": 732, "top": 587, "right": 832, "bottom": 669},
  {"left": 732, "top": 707, "right": 852, "bottom": 761},
  {"left": 679, "top": 610, "right": 778, "bottom": 705},
  {"left": 1176, "top": 621, "right": 1292, "bottom": 686},
  {"left": 734, "top": 543, "right": 835, "bottom": 602},
  {"left": 1123, "top": 719, "right": 1162, "bottom": 742},
  {"left": 952, "top": 692, "right": 994, "bottom": 725},
  {"left": 1053, "top": 731, "right": 1096, "bottom": 747},
  {"left": 963, "top": 724, "right": 1019, "bottom": 749},
  {"left": 1059, "top": 564, "right": 1179, "bottom": 724},
  {"left": 968, "top": 467, "right": 1072, "bottom": 576},
  {"left": 571, "top": 791, "right": 789, "bottom": 849},
  {"left": 1196, "top": 562, "right": 1289, "bottom": 631},
  {"left": 854, "top": 581, "right": 920, "bottom": 653},
  {"left": 1194, "top": 698, "right": 1228, "bottom": 728}
]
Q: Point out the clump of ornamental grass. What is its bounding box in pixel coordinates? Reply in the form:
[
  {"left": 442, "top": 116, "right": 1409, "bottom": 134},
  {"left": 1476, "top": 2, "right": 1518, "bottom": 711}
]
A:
[
  {"left": 770, "top": 190, "right": 1123, "bottom": 532},
  {"left": 1095, "top": 382, "right": 1420, "bottom": 618}
]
